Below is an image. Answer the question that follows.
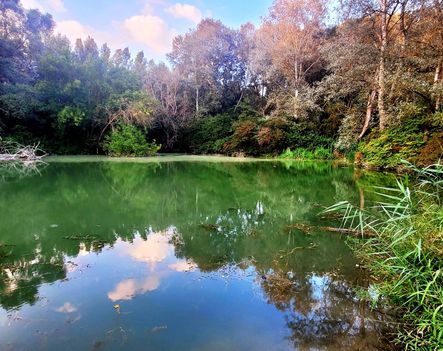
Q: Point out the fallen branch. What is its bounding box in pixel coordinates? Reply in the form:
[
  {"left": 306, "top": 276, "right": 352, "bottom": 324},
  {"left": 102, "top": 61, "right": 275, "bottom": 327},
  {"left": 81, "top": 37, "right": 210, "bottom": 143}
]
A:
[
  {"left": 284, "top": 222, "right": 375, "bottom": 237},
  {"left": 284, "top": 223, "right": 313, "bottom": 234},
  {"left": 0, "top": 144, "right": 46, "bottom": 162},
  {"left": 320, "top": 226, "right": 375, "bottom": 237}
]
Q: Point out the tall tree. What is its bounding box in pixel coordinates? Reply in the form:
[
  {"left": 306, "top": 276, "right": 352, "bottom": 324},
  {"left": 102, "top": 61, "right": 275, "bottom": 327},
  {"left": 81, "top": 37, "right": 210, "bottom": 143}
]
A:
[
  {"left": 256, "top": 0, "right": 326, "bottom": 119},
  {"left": 168, "top": 19, "right": 246, "bottom": 118}
]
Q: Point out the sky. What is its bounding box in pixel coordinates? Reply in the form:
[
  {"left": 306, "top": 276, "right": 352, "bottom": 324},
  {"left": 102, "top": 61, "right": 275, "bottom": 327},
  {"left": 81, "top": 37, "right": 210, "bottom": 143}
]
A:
[{"left": 20, "top": 0, "right": 273, "bottom": 62}]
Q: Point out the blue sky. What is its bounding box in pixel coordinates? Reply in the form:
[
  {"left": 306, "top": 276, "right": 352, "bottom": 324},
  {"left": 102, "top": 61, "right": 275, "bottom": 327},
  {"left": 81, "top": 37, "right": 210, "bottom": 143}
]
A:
[{"left": 20, "top": 0, "right": 273, "bottom": 62}]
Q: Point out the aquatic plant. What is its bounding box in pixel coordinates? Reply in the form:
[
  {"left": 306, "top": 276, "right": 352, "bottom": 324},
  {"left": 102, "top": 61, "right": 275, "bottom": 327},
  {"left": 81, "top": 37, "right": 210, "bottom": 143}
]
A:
[{"left": 324, "top": 162, "right": 443, "bottom": 350}]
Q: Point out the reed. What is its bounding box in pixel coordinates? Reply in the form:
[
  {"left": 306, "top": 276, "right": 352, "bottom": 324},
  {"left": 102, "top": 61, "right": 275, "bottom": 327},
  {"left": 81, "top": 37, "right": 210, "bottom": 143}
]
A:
[{"left": 324, "top": 162, "right": 443, "bottom": 350}]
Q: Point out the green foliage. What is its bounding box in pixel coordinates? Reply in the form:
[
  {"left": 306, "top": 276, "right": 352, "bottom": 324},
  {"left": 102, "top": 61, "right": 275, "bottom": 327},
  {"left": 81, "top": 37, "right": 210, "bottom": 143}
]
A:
[
  {"left": 181, "top": 113, "right": 234, "bottom": 154},
  {"left": 359, "top": 116, "right": 428, "bottom": 168},
  {"left": 279, "top": 147, "right": 334, "bottom": 160},
  {"left": 182, "top": 110, "right": 337, "bottom": 157},
  {"left": 57, "top": 106, "right": 85, "bottom": 127},
  {"left": 285, "top": 128, "right": 335, "bottom": 150},
  {"left": 335, "top": 114, "right": 360, "bottom": 152},
  {"left": 103, "top": 124, "right": 160, "bottom": 157},
  {"left": 325, "top": 163, "right": 443, "bottom": 350}
]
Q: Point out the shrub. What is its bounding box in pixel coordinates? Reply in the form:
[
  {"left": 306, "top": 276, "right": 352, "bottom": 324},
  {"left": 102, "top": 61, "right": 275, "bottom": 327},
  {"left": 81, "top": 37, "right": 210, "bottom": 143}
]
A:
[
  {"left": 224, "top": 120, "right": 258, "bottom": 155},
  {"left": 103, "top": 124, "right": 160, "bottom": 156},
  {"left": 313, "top": 147, "right": 334, "bottom": 160},
  {"left": 180, "top": 113, "right": 234, "bottom": 154},
  {"left": 257, "top": 117, "right": 289, "bottom": 154},
  {"left": 285, "top": 127, "right": 335, "bottom": 150},
  {"left": 335, "top": 113, "right": 360, "bottom": 152}
]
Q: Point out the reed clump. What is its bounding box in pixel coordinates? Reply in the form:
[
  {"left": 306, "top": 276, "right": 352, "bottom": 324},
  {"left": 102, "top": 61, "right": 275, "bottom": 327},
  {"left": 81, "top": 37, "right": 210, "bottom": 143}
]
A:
[{"left": 325, "top": 162, "right": 443, "bottom": 350}]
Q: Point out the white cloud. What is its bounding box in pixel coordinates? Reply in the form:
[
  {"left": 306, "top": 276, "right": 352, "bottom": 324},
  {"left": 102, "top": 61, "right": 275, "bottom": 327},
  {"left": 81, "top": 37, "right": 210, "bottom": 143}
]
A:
[
  {"left": 56, "top": 20, "right": 126, "bottom": 50},
  {"left": 168, "top": 259, "right": 197, "bottom": 272},
  {"left": 47, "top": 0, "right": 66, "bottom": 12},
  {"left": 123, "top": 14, "right": 176, "bottom": 54},
  {"left": 21, "top": 0, "right": 44, "bottom": 11},
  {"left": 51, "top": 2, "right": 183, "bottom": 57},
  {"left": 56, "top": 20, "right": 89, "bottom": 40},
  {"left": 166, "top": 3, "right": 202, "bottom": 24},
  {"left": 21, "top": 0, "right": 66, "bottom": 13}
]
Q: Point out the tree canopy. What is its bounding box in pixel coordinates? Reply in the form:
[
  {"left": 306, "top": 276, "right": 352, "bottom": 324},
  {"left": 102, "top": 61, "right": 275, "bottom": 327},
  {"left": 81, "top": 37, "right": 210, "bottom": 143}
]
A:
[{"left": 0, "top": 0, "right": 442, "bottom": 163}]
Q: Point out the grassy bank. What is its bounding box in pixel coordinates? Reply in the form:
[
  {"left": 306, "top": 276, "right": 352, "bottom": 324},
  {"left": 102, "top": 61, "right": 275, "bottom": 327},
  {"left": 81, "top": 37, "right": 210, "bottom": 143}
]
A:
[{"left": 325, "top": 162, "right": 443, "bottom": 350}]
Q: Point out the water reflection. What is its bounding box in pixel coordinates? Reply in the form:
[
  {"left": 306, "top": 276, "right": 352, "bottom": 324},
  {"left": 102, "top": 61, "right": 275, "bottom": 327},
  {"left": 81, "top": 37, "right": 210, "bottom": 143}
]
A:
[
  {"left": 107, "top": 229, "right": 188, "bottom": 301},
  {"left": 120, "top": 230, "right": 173, "bottom": 268},
  {"left": 56, "top": 302, "right": 77, "bottom": 313},
  {"left": 108, "top": 276, "right": 161, "bottom": 301},
  {"left": 0, "top": 159, "right": 392, "bottom": 350}
]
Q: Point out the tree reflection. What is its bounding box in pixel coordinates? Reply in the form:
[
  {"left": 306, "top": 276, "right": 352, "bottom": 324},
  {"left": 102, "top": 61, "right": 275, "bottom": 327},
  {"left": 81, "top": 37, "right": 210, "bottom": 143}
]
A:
[{"left": 0, "top": 160, "right": 392, "bottom": 349}]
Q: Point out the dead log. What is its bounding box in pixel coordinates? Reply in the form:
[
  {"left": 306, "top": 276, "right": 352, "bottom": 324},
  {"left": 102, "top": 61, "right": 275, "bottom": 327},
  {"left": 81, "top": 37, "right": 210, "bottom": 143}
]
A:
[{"left": 320, "top": 226, "right": 375, "bottom": 237}]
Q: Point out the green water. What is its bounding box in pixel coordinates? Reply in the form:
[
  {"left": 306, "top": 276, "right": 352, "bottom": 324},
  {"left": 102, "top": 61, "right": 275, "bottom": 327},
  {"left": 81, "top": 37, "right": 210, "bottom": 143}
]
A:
[{"left": 0, "top": 157, "right": 391, "bottom": 350}]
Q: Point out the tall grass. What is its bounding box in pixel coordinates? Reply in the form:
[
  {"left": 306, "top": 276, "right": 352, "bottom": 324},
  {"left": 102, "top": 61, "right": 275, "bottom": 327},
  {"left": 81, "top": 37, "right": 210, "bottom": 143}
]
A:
[
  {"left": 324, "top": 162, "right": 443, "bottom": 350},
  {"left": 279, "top": 147, "right": 334, "bottom": 160}
]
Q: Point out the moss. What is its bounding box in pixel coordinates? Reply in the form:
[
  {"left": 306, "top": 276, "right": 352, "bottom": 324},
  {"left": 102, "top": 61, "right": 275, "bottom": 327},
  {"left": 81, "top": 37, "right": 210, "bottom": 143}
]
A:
[
  {"left": 416, "top": 132, "right": 443, "bottom": 166},
  {"left": 359, "top": 116, "right": 428, "bottom": 168}
]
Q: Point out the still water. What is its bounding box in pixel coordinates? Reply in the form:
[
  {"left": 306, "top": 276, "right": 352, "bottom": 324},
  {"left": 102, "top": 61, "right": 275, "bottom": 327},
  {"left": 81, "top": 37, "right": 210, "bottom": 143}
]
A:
[{"left": 0, "top": 156, "right": 391, "bottom": 350}]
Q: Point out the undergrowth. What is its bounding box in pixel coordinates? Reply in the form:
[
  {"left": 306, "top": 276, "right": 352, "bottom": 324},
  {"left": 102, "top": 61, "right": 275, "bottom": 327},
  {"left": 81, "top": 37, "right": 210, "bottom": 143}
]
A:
[{"left": 279, "top": 147, "right": 334, "bottom": 160}]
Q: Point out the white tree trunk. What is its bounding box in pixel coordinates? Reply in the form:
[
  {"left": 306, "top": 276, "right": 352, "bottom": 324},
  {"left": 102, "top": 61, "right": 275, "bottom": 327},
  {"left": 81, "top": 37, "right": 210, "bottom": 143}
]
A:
[{"left": 378, "top": 0, "right": 388, "bottom": 130}]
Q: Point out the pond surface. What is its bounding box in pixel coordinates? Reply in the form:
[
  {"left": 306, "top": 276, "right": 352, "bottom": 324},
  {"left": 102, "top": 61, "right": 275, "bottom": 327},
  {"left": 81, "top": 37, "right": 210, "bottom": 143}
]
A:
[{"left": 0, "top": 157, "right": 392, "bottom": 351}]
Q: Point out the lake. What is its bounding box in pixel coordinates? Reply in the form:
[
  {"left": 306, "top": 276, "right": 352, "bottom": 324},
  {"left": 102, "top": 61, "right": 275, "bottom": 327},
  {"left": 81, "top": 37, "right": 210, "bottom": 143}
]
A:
[{"left": 0, "top": 156, "right": 392, "bottom": 350}]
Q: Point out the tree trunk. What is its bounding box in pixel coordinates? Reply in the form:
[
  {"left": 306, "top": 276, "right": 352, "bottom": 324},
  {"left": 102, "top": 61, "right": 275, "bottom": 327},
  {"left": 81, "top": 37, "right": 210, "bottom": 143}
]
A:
[
  {"left": 434, "top": 59, "right": 442, "bottom": 111},
  {"left": 195, "top": 86, "right": 199, "bottom": 116},
  {"left": 293, "top": 59, "right": 300, "bottom": 118},
  {"left": 389, "top": 2, "right": 408, "bottom": 103},
  {"left": 378, "top": 0, "right": 388, "bottom": 130},
  {"left": 359, "top": 89, "right": 377, "bottom": 139}
]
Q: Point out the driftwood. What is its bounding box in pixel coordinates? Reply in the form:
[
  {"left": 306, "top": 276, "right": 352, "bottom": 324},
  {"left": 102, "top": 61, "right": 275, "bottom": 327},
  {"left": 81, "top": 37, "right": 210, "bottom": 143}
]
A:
[
  {"left": 284, "top": 222, "right": 375, "bottom": 237},
  {"left": 320, "top": 226, "right": 376, "bottom": 237},
  {"left": 0, "top": 144, "right": 45, "bottom": 162},
  {"left": 284, "top": 223, "right": 313, "bottom": 234}
]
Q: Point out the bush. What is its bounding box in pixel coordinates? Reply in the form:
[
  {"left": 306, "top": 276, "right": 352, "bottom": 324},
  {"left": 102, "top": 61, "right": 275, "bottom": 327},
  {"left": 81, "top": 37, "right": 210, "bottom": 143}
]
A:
[
  {"left": 257, "top": 117, "right": 288, "bottom": 155},
  {"left": 285, "top": 127, "right": 335, "bottom": 150},
  {"left": 224, "top": 120, "right": 259, "bottom": 155},
  {"left": 313, "top": 147, "right": 334, "bottom": 159},
  {"left": 103, "top": 124, "right": 160, "bottom": 156},
  {"left": 180, "top": 113, "right": 234, "bottom": 154}
]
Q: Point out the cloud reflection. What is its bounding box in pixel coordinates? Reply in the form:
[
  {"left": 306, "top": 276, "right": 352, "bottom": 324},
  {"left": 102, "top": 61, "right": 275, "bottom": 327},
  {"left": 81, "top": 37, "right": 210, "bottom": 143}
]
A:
[
  {"left": 121, "top": 230, "right": 173, "bottom": 270},
  {"left": 169, "top": 259, "right": 197, "bottom": 272},
  {"left": 107, "top": 229, "right": 197, "bottom": 301},
  {"left": 108, "top": 276, "right": 160, "bottom": 301},
  {"left": 56, "top": 302, "right": 77, "bottom": 313}
]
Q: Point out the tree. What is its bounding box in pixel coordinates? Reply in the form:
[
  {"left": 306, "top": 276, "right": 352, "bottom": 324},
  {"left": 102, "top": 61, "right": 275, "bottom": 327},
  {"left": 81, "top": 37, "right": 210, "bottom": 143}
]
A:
[
  {"left": 144, "top": 61, "right": 189, "bottom": 148},
  {"left": 256, "top": 0, "right": 326, "bottom": 119},
  {"left": 0, "top": 1, "right": 53, "bottom": 84},
  {"left": 168, "top": 19, "right": 247, "bottom": 118}
]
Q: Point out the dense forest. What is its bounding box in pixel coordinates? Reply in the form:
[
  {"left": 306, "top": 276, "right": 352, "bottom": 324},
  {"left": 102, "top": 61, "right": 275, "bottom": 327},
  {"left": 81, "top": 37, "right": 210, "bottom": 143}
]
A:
[{"left": 0, "top": 0, "right": 442, "bottom": 167}]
